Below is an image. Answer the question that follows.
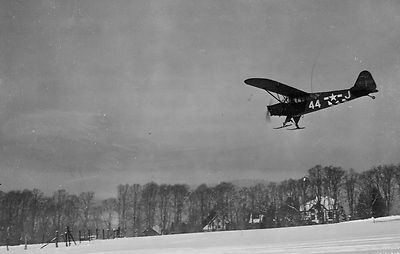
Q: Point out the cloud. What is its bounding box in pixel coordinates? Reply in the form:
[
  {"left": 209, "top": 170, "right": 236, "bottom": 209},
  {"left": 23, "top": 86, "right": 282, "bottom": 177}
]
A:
[
  {"left": 0, "top": 110, "right": 138, "bottom": 174},
  {"left": 1, "top": 0, "right": 400, "bottom": 197}
]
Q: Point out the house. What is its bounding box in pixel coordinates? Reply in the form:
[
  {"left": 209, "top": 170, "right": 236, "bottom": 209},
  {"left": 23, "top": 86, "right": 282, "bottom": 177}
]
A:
[
  {"left": 299, "top": 196, "right": 336, "bottom": 224},
  {"left": 141, "top": 226, "right": 161, "bottom": 236},
  {"left": 202, "top": 211, "right": 230, "bottom": 232},
  {"left": 248, "top": 213, "right": 265, "bottom": 224}
]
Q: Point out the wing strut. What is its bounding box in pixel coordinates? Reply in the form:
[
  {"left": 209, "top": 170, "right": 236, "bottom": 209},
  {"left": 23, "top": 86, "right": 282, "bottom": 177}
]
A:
[{"left": 266, "top": 91, "right": 287, "bottom": 103}]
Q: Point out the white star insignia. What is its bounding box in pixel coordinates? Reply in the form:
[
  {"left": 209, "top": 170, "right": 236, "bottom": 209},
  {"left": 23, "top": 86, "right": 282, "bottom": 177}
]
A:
[{"left": 329, "top": 93, "right": 337, "bottom": 102}]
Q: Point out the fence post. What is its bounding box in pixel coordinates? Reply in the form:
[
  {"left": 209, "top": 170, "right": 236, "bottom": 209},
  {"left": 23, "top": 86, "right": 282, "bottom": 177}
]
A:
[
  {"left": 68, "top": 227, "right": 77, "bottom": 246},
  {"left": 67, "top": 226, "right": 71, "bottom": 246},
  {"left": 79, "top": 230, "right": 81, "bottom": 243},
  {"left": 65, "top": 230, "right": 68, "bottom": 247},
  {"left": 24, "top": 235, "right": 28, "bottom": 250},
  {"left": 102, "top": 229, "right": 105, "bottom": 239},
  {"left": 6, "top": 226, "right": 10, "bottom": 251},
  {"left": 88, "top": 229, "right": 91, "bottom": 241},
  {"left": 55, "top": 231, "right": 59, "bottom": 248},
  {"left": 96, "top": 228, "right": 99, "bottom": 239}
]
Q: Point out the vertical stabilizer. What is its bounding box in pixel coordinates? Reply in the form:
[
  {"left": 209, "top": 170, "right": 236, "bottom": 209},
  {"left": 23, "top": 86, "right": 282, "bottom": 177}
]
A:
[
  {"left": 350, "top": 70, "right": 378, "bottom": 96},
  {"left": 351, "top": 70, "right": 377, "bottom": 92}
]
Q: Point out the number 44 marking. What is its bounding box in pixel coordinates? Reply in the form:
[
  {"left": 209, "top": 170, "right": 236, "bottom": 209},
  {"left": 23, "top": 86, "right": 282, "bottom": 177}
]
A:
[{"left": 309, "top": 100, "right": 321, "bottom": 109}]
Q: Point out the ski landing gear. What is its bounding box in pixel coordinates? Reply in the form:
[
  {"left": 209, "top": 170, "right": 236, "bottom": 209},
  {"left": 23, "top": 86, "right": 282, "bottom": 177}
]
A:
[{"left": 274, "top": 116, "right": 305, "bottom": 130}]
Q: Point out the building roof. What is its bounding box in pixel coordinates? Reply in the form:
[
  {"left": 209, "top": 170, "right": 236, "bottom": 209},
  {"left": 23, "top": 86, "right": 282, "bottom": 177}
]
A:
[
  {"left": 299, "top": 196, "right": 335, "bottom": 212},
  {"left": 202, "top": 210, "right": 217, "bottom": 228},
  {"left": 141, "top": 226, "right": 161, "bottom": 236}
]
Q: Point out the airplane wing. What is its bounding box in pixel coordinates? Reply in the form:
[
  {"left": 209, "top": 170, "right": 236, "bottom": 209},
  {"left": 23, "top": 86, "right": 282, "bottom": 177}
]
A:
[{"left": 244, "top": 78, "right": 309, "bottom": 98}]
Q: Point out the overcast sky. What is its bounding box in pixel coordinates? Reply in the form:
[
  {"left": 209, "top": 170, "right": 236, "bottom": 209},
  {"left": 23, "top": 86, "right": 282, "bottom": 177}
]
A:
[{"left": 1, "top": 0, "right": 399, "bottom": 198}]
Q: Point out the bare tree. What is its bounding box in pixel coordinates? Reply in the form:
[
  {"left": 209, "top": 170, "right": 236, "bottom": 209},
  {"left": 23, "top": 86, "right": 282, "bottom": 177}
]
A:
[
  {"left": 128, "top": 184, "right": 141, "bottom": 236},
  {"left": 141, "top": 182, "right": 159, "bottom": 229},
  {"left": 26, "top": 189, "right": 43, "bottom": 242},
  {"left": 170, "top": 184, "right": 189, "bottom": 232},
  {"left": 282, "top": 179, "right": 300, "bottom": 202},
  {"left": 298, "top": 177, "right": 310, "bottom": 206},
  {"left": 235, "top": 187, "right": 251, "bottom": 229},
  {"left": 343, "top": 169, "right": 359, "bottom": 219},
  {"left": 395, "top": 164, "right": 400, "bottom": 201},
  {"left": 91, "top": 205, "right": 104, "bottom": 231},
  {"left": 308, "top": 165, "right": 324, "bottom": 200},
  {"left": 52, "top": 189, "right": 68, "bottom": 231},
  {"left": 252, "top": 183, "right": 270, "bottom": 213},
  {"left": 78, "top": 191, "right": 95, "bottom": 229},
  {"left": 372, "top": 165, "right": 396, "bottom": 215},
  {"left": 188, "top": 184, "right": 213, "bottom": 230},
  {"left": 323, "top": 166, "right": 345, "bottom": 222},
  {"left": 64, "top": 194, "right": 80, "bottom": 229},
  {"left": 158, "top": 184, "right": 172, "bottom": 234},
  {"left": 213, "top": 182, "right": 236, "bottom": 230},
  {"left": 307, "top": 165, "right": 324, "bottom": 223},
  {"left": 101, "top": 198, "right": 117, "bottom": 231},
  {"left": 196, "top": 184, "right": 210, "bottom": 225},
  {"left": 117, "top": 184, "right": 130, "bottom": 235},
  {"left": 35, "top": 196, "right": 54, "bottom": 242}
]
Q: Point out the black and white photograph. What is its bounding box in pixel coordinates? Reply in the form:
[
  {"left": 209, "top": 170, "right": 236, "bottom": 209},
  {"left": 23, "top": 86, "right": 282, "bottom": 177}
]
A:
[{"left": 1, "top": 0, "right": 400, "bottom": 253}]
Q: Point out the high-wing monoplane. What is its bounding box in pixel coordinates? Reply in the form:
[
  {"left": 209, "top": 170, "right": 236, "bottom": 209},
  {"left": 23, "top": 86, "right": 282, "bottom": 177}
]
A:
[{"left": 245, "top": 70, "right": 378, "bottom": 129}]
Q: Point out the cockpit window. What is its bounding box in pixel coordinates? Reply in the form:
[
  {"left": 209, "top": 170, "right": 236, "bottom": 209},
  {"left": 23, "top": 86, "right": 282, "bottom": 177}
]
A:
[
  {"left": 311, "top": 94, "right": 319, "bottom": 99},
  {"left": 293, "top": 97, "right": 305, "bottom": 103}
]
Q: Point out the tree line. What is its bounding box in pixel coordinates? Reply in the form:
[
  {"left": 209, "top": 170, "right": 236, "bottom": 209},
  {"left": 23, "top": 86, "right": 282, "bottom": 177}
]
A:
[{"left": 1, "top": 163, "right": 400, "bottom": 245}]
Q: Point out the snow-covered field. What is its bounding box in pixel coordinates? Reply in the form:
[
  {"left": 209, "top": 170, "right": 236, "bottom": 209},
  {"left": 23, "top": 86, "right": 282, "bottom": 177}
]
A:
[{"left": 7, "top": 216, "right": 400, "bottom": 254}]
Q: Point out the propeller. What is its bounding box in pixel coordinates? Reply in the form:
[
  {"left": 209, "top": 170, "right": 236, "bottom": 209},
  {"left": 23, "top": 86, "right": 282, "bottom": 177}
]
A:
[
  {"left": 265, "top": 98, "right": 273, "bottom": 122},
  {"left": 265, "top": 109, "right": 271, "bottom": 122}
]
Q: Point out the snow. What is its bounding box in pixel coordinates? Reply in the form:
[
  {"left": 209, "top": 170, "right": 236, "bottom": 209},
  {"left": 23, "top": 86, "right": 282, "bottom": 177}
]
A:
[{"left": 7, "top": 216, "right": 400, "bottom": 254}]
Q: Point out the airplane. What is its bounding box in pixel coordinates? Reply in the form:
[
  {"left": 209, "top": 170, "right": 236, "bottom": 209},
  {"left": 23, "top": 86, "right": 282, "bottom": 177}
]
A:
[{"left": 244, "top": 70, "right": 378, "bottom": 130}]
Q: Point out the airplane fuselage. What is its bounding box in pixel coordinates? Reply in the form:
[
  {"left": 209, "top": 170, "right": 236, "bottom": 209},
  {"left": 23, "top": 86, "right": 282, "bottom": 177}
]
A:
[{"left": 267, "top": 89, "right": 372, "bottom": 117}]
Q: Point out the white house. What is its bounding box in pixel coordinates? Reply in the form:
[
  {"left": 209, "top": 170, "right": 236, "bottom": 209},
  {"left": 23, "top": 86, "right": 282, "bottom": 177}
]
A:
[
  {"left": 299, "top": 196, "right": 336, "bottom": 224},
  {"left": 248, "top": 213, "right": 264, "bottom": 224}
]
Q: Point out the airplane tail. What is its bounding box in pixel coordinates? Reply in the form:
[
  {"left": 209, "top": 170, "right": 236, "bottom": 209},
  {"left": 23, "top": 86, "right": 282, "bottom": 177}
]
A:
[{"left": 350, "top": 70, "right": 378, "bottom": 96}]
